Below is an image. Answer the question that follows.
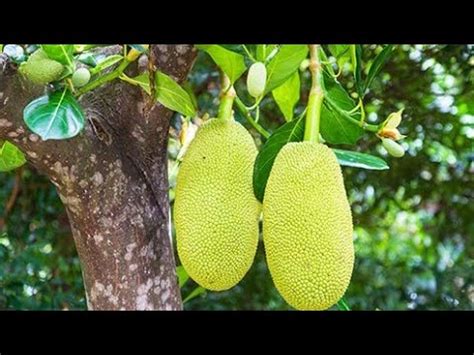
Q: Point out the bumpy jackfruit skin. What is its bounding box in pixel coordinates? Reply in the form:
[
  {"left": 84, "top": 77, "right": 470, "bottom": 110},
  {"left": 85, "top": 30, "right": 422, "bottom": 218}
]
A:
[
  {"left": 174, "top": 118, "right": 261, "bottom": 291},
  {"left": 263, "top": 142, "right": 354, "bottom": 310},
  {"left": 20, "top": 49, "right": 64, "bottom": 85}
]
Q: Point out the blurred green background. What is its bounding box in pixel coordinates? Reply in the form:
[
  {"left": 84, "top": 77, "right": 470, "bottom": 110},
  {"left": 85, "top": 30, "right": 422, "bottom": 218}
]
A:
[{"left": 1, "top": 45, "right": 473, "bottom": 310}]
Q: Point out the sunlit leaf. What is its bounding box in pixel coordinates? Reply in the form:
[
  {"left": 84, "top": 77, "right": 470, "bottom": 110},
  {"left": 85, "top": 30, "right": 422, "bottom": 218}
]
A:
[
  {"left": 41, "top": 45, "right": 74, "bottom": 68},
  {"left": 176, "top": 266, "right": 189, "bottom": 288},
  {"left": 272, "top": 71, "right": 300, "bottom": 121},
  {"left": 197, "top": 45, "right": 247, "bottom": 84},
  {"left": 265, "top": 45, "right": 308, "bottom": 94},
  {"left": 0, "top": 141, "right": 26, "bottom": 172},
  {"left": 155, "top": 71, "right": 196, "bottom": 117}
]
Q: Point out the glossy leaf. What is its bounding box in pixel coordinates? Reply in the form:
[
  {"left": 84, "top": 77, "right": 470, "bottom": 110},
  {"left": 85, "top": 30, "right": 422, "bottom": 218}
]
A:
[
  {"left": 23, "top": 89, "right": 85, "bottom": 141},
  {"left": 334, "top": 149, "right": 389, "bottom": 170},
  {"left": 41, "top": 45, "right": 74, "bottom": 68},
  {"left": 155, "top": 71, "right": 196, "bottom": 117},
  {"left": 197, "top": 45, "right": 247, "bottom": 84},
  {"left": 272, "top": 71, "right": 300, "bottom": 121},
  {"left": 364, "top": 45, "right": 394, "bottom": 92},
  {"left": 76, "top": 52, "right": 100, "bottom": 67},
  {"left": 321, "top": 72, "right": 364, "bottom": 144},
  {"left": 0, "top": 141, "right": 26, "bottom": 172},
  {"left": 124, "top": 72, "right": 196, "bottom": 117},
  {"left": 265, "top": 45, "right": 308, "bottom": 94},
  {"left": 253, "top": 116, "right": 305, "bottom": 202}
]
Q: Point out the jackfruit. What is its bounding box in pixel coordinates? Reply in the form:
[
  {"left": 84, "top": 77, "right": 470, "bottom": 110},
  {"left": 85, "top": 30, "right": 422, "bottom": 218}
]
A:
[
  {"left": 174, "top": 118, "right": 260, "bottom": 291},
  {"left": 20, "top": 49, "right": 64, "bottom": 85},
  {"left": 263, "top": 142, "right": 354, "bottom": 310},
  {"left": 72, "top": 67, "right": 91, "bottom": 88}
]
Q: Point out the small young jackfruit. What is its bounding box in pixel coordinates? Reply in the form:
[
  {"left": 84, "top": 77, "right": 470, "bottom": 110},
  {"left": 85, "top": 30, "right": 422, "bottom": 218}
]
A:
[
  {"left": 174, "top": 118, "right": 261, "bottom": 291},
  {"left": 263, "top": 142, "right": 354, "bottom": 310},
  {"left": 20, "top": 49, "right": 64, "bottom": 85},
  {"left": 72, "top": 67, "right": 91, "bottom": 88}
]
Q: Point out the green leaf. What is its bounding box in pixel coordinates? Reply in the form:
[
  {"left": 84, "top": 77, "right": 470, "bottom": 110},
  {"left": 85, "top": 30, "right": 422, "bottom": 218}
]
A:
[
  {"left": 318, "top": 46, "right": 335, "bottom": 76},
  {"left": 23, "top": 89, "right": 85, "bottom": 141},
  {"left": 182, "top": 82, "right": 199, "bottom": 113},
  {"left": 155, "top": 71, "right": 196, "bottom": 117},
  {"left": 328, "top": 44, "right": 351, "bottom": 69},
  {"left": 329, "top": 44, "right": 350, "bottom": 58},
  {"left": 197, "top": 45, "right": 247, "bottom": 85},
  {"left": 253, "top": 116, "right": 305, "bottom": 202},
  {"left": 364, "top": 45, "right": 394, "bottom": 92},
  {"left": 272, "top": 71, "right": 300, "bottom": 121},
  {"left": 121, "top": 73, "right": 150, "bottom": 94},
  {"left": 183, "top": 286, "right": 206, "bottom": 304},
  {"left": 265, "top": 45, "right": 308, "bottom": 94},
  {"left": 334, "top": 149, "right": 389, "bottom": 170},
  {"left": 176, "top": 266, "right": 189, "bottom": 288},
  {"left": 336, "top": 297, "right": 351, "bottom": 311},
  {"left": 41, "top": 45, "right": 74, "bottom": 68},
  {"left": 76, "top": 52, "right": 100, "bottom": 67},
  {"left": 89, "top": 55, "right": 123, "bottom": 75},
  {"left": 255, "top": 45, "right": 277, "bottom": 62},
  {"left": 352, "top": 45, "right": 364, "bottom": 97},
  {"left": 121, "top": 72, "right": 195, "bottom": 117},
  {"left": 219, "top": 44, "right": 248, "bottom": 57},
  {"left": 0, "top": 141, "right": 26, "bottom": 172},
  {"left": 321, "top": 72, "right": 364, "bottom": 144},
  {"left": 256, "top": 45, "right": 267, "bottom": 62}
]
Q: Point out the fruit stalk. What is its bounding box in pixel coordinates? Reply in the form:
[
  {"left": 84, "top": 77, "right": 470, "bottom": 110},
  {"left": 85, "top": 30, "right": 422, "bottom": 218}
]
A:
[
  {"left": 74, "top": 58, "right": 131, "bottom": 97},
  {"left": 304, "top": 44, "right": 324, "bottom": 143},
  {"left": 217, "top": 74, "right": 236, "bottom": 121}
]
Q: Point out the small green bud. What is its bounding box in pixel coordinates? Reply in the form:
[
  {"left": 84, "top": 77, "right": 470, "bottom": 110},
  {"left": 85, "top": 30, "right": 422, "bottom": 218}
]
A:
[
  {"left": 247, "top": 62, "right": 267, "bottom": 98},
  {"left": 381, "top": 138, "right": 405, "bottom": 158},
  {"left": 72, "top": 67, "right": 91, "bottom": 88}
]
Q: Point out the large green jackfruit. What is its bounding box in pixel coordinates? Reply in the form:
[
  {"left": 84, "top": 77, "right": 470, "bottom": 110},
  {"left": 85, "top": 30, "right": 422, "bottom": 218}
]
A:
[
  {"left": 174, "top": 118, "right": 261, "bottom": 291},
  {"left": 20, "top": 49, "right": 64, "bottom": 85},
  {"left": 263, "top": 142, "right": 354, "bottom": 310}
]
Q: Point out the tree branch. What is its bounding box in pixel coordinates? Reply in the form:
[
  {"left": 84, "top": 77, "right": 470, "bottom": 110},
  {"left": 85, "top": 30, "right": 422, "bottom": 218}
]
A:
[{"left": 0, "top": 45, "right": 197, "bottom": 310}]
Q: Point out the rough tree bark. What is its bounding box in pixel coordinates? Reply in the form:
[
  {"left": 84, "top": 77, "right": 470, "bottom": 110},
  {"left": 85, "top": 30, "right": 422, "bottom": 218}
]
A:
[{"left": 0, "top": 45, "right": 197, "bottom": 310}]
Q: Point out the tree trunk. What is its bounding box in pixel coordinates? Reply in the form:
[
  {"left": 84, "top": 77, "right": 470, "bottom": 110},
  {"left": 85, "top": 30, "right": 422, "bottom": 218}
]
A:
[{"left": 0, "top": 45, "right": 197, "bottom": 310}]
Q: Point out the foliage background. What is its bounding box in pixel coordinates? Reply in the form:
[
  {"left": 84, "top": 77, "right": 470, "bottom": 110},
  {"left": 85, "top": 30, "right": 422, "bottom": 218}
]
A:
[{"left": 0, "top": 44, "right": 472, "bottom": 310}]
